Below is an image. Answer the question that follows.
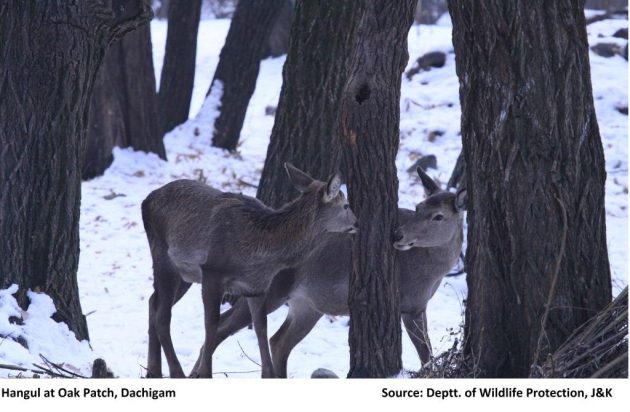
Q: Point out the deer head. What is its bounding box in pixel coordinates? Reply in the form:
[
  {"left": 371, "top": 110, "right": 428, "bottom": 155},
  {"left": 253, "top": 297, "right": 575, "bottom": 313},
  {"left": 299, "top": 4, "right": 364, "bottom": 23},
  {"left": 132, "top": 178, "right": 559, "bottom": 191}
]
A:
[
  {"left": 285, "top": 162, "right": 358, "bottom": 234},
  {"left": 393, "top": 167, "right": 466, "bottom": 251}
]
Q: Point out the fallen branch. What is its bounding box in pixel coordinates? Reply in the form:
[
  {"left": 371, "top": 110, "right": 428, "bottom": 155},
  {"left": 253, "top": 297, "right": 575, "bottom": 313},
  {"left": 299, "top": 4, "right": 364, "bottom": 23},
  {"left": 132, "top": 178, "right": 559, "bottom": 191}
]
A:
[
  {"left": 237, "top": 178, "right": 258, "bottom": 189},
  {"left": 39, "top": 354, "right": 87, "bottom": 379},
  {"left": 0, "top": 362, "right": 66, "bottom": 378},
  {"left": 237, "top": 340, "right": 262, "bottom": 367},
  {"left": 531, "top": 287, "right": 628, "bottom": 378}
]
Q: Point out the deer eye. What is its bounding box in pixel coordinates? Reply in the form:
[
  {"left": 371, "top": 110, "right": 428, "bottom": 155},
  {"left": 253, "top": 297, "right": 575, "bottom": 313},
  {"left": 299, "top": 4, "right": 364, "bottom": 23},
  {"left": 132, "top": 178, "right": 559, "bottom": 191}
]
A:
[
  {"left": 432, "top": 214, "right": 444, "bottom": 221},
  {"left": 344, "top": 204, "right": 349, "bottom": 210}
]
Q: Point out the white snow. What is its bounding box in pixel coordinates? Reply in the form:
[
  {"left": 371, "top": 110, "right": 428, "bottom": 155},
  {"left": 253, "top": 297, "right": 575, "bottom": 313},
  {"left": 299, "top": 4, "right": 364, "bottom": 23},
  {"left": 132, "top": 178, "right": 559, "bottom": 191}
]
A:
[
  {"left": 0, "top": 285, "right": 94, "bottom": 376},
  {"left": 1, "top": 12, "right": 626, "bottom": 379}
]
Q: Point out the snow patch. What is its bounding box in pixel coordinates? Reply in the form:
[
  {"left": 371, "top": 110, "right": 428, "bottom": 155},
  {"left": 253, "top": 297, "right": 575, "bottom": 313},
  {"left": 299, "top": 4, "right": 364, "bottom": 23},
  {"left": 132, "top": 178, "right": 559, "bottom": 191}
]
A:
[
  {"left": 195, "top": 79, "right": 223, "bottom": 137},
  {"left": 0, "top": 286, "right": 95, "bottom": 377}
]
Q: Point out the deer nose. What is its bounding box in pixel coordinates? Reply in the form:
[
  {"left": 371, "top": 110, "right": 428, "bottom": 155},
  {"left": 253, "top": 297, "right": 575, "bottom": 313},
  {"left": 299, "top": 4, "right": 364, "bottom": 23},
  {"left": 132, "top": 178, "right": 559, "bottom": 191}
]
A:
[{"left": 393, "top": 229, "right": 404, "bottom": 242}]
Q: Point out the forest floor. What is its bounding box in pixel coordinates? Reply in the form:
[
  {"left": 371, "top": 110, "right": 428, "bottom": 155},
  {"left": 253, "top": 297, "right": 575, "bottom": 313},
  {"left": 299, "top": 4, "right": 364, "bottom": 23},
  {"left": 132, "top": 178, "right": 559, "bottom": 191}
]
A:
[{"left": 1, "top": 12, "right": 627, "bottom": 378}]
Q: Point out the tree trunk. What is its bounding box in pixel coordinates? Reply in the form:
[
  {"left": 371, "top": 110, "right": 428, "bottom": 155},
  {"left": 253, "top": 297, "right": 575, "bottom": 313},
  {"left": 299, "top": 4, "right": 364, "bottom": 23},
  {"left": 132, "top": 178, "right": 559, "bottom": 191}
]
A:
[
  {"left": 158, "top": 0, "right": 202, "bottom": 133},
  {"left": 206, "top": 0, "right": 285, "bottom": 151},
  {"left": 83, "top": 23, "right": 166, "bottom": 180},
  {"left": 449, "top": 0, "right": 612, "bottom": 377},
  {"left": 340, "top": 0, "right": 416, "bottom": 378},
  {"left": 154, "top": 0, "right": 170, "bottom": 19},
  {"left": 261, "top": 0, "right": 294, "bottom": 59},
  {"left": 584, "top": 0, "right": 627, "bottom": 11},
  {"left": 414, "top": 0, "right": 448, "bottom": 24},
  {"left": 447, "top": 150, "right": 465, "bottom": 190},
  {"left": 0, "top": 0, "right": 152, "bottom": 341},
  {"left": 257, "top": 0, "right": 360, "bottom": 208}
]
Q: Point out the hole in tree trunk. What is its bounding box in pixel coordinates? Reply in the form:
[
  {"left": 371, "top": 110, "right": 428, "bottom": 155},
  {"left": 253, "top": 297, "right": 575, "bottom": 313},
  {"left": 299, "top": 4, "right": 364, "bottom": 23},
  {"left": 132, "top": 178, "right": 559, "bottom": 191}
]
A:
[{"left": 355, "top": 83, "right": 371, "bottom": 104}]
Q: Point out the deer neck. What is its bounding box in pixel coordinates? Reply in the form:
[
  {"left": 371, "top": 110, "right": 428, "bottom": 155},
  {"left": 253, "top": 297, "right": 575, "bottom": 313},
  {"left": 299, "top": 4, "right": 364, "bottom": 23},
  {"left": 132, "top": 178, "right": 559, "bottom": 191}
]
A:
[
  {"left": 248, "top": 196, "right": 320, "bottom": 262},
  {"left": 425, "top": 222, "right": 463, "bottom": 263}
]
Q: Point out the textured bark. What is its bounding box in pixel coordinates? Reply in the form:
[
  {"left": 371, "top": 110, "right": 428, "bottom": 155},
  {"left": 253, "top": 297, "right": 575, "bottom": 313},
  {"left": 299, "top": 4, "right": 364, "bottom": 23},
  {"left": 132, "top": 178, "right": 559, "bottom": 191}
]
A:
[
  {"left": 257, "top": 0, "right": 360, "bottom": 208},
  {"left": 449, "top": 0, "right": 612, "bottom": 377},
  {"left": 158, "top": 0, "right": 202, "bottom": 133},
  {"left": 84, "top": 64, "right": 122, "bottom": 180},
  {"left": 262, "top": 0, "right": 294, "bottom": 59},
  {"left": 83, "top": 24, "right": 166, "bottom": 180},
  {"left": 208, "top": 0, "right": 285, "bottom": 150},
  {"left": 0, "top": 1, "right": 152, "bottom": 341},
  {"left": 340, "top": 0, "right": 416, "bottom": 378}
]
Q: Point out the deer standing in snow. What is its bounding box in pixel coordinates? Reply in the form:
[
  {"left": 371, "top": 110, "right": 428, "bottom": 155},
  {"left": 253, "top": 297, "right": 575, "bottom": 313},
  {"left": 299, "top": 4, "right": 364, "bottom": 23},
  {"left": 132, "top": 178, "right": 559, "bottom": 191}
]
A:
[
  {"left": 191, "top": 167, "right": 465, "bottom": 377},
  {"left": 141, "top": 163, "right": 358, "bottom": 378}
]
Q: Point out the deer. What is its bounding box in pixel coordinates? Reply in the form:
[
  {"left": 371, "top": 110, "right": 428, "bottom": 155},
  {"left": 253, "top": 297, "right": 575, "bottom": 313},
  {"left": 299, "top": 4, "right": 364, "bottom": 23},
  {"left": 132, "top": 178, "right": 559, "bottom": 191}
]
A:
[
  {"left": 190, "top": 166, "right": 466, "bottom": 377},
  {"left": 141, "top": 163, "right": 358, "bottom": 378}
]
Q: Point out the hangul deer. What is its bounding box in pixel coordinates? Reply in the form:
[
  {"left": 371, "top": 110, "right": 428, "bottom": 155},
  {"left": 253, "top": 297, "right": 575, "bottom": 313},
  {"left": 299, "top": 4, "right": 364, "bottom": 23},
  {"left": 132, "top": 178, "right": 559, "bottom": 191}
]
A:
[
  {"left": 192, "top": 167, "right": 465, "bottom": 377},
  {"left": 141, "top": 163, "right": 358, "bottom": 378}
]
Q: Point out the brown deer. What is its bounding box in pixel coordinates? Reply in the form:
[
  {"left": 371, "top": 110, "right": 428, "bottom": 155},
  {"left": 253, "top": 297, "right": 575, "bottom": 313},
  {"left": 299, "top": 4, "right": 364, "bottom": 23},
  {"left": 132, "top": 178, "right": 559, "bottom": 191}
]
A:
[
  {"left": 141, "top": 163, "right": 358, "bottom": 378},
  {"left": 191, "top": 167, "right": 465, "bottom": 377}
]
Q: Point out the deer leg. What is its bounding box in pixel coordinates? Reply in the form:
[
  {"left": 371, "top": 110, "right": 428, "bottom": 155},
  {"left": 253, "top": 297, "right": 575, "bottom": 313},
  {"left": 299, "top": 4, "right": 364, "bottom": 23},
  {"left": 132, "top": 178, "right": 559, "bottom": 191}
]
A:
[
  {"left": 190, "top": 299, "right": 251, "bottom": 376},
  {"left": 270, "top": 299, "right": 322, "bottom": 378},
  {"left": 402, "top": 310, "right": 432, "bottom": 365},
  {"left": 149, "top": 251, "right": 189, "bottom": 378},
  {"left": 173, "top": 280, "right": 192, "bottom": 305},
  {"left": 190, "top": 292, "right": 287, "bottom": 377},
  {"left": 147, "top": 292, "right": 162, "bottom": 378},
  {"left": 153, "top": 280, "right": 189, "bottom": 378},
  {"left": 247, "top": 296, "right": 276, "bottom": 378},
  {"left": 194, "top": 274, "right": 222, "bottom": 378},
  {"left": 154, "top": 298, "right": 185, "bottom": 377}
]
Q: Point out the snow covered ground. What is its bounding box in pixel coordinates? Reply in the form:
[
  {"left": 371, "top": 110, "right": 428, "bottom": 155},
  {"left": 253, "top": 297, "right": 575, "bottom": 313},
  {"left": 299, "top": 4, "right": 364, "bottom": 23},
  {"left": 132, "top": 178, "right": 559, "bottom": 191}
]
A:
[{"left": 1, "top": 13, "right": 627, "bottom": 378}]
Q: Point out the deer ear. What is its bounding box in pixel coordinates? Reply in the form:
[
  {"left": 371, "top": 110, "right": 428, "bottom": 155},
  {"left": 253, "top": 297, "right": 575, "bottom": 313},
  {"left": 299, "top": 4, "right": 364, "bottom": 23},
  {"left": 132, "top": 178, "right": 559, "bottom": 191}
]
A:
[
  {"left": 454, "top": 187, "right": 467, "bottom": 212},
  {"left": 285, "top": 162, "right": 314, "bottom": 193},
  {"left": 324, "top": 173, "right": 341, "bottom": 202},
  {"left": 417, "top": 166, "right": 440, "bottom": 197}
]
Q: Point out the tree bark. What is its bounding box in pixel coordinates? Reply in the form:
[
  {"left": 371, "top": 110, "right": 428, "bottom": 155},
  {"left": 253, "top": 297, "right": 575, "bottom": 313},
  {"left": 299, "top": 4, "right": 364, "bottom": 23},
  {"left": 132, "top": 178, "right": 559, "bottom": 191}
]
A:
[
  {"left": 447, "top": 150, "right": 465, "bottom": 190},
  {"left": 0, "top": 0, "right": 152, "bottom": 341},
  {"left": 449, "top": 0, "right": 612, "bottom": 377},
  {"left": 257, "top": 0, "right": 360, "bottom": 208},
  {"left": 261, "top": 0, "right": 294, "bottom": 59},
  {"left": 584, "top": 0, "right": 627, "bottom": 11},
  {"left": 158, "top": 0, "right": 202, "bottom": 133},
  {"left": 83, "top": 23, "right": 166, "bottom": 180},
  {"left": 340, "top": 0, "right": 416, "bottom": 378},
  {"left": 207, "top": 0, "right": 285, "bottom": 151}
]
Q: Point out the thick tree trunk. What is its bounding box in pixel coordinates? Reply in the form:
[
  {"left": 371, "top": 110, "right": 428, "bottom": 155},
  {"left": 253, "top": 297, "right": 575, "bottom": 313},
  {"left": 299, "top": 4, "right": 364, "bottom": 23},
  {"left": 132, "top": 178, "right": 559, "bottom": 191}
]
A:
[
  {"left": 449, "top": 0, "right": 612, "bottom": 377},
  {"left": 83, "top": 24, "right": 166, "bottom": 180},
  {"left": 257, "top": 0, "right": 360, "bottom": 208},
  {"left": 0, "top": 0, "right": 152, "bottom": 341},
  {"left": 340, "top": 0, "right": 416, "bottom": 378},
  {"left": 206, "top": 0, "right": 285, "bottom": 151},
  {"left": 158, "top": 0, "right": 202, "bottom": 133}
]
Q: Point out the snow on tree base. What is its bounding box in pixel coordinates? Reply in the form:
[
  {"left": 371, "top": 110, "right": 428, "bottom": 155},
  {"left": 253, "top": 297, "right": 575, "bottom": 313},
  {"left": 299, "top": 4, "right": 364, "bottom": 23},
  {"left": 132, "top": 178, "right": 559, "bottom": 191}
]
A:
[{"left": 0, "top": 285, "right": 95, "bottom": 378}]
